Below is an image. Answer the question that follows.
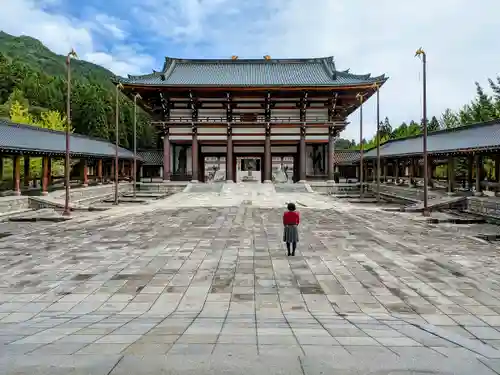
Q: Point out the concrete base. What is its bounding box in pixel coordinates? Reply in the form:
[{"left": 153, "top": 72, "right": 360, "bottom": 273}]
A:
[
  {"left": 226, "top": 180, "right": 234, "bottom": 183},
  {"left": 14, "top": 190, "right": 21, "bottom": 196},
  {"left": 263, "top": 180, "right": 272, "bottom": 183},
  {"left": 297, "top": 180, "right": 306, "bottom": 183},
  {"left": 191, "top": 180, "right": 199, "bottom": 183},
  {"left": 474, "top": 191, "right": 484, "bottom": 197},
  {"left": 326, "top": 180, "right": 336, "bottom": 184},
  {"left": 82, "top": 184, "right": 88, "bottom": 188},
  {"left": 446, "top": 191, "right": 454, "bottom": 196},
  {"left": 42, "top": 191, "right": 48, "bottom": 196},
  {"left": 162, "top": 180, "right": 171, "bottom": 183}
]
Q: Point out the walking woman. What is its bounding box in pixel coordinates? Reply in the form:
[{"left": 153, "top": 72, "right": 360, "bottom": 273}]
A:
[{"left": 283, "top": 202, "right": 300, "bottom": 256}]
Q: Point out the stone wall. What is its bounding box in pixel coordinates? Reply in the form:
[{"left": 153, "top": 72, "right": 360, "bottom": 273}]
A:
[
  {"left": 138, "top": 182, "right": 187, "bottom": 194},
  {"left": 465, "top": 197, "right": 500, "bottom": 219},
  {"left": 0, "top": 196, "right": 30, "bottom": 215},
  {"left": 310, "top": 182, "right": 363, "bottom": 195},
  {"left": 50, "top": 183, "right": 133, "bottom": 203},
  {"left": 368, "top": 184, "right": 440, "bottom": 202}
]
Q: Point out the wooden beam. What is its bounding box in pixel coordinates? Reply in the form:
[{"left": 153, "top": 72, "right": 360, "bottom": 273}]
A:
[{"left": 226, "top": 92, "right": 232, "bottom": 123}]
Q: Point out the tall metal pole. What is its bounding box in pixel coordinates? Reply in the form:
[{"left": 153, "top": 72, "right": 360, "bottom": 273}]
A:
[
  {"left": 416, "top": 48, "right": 429, "bottom": 216},
  {"left": 63, "top": 49, "right": 76, "bottom": 217},
  {"left": 114, "top": 84, "right": 122, "bottom": 205},
  {"left": 357, "top": 93, "right": 365, "bottom": 198},
  {"left": 375, "top": 83, "right": 381, "bottom": 202}
]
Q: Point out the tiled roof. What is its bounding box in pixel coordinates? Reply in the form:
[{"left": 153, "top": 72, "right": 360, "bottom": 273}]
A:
[
  {"left": 0, "top": 119, "right": 136, "bottom": 159},
  {"left": 363, "top": 120, "right": 500, "bottom": 159},
  {"left": 138, "top": 150, "right": 162, "bottom": 166},
  {"left": 334, "top": 150, "right": 360, "bottom": 165},
  {"left": 118, "top": 56, "right": 387, "bottom": 87}
]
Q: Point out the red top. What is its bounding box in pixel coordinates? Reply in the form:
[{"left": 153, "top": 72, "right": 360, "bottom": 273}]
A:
[{"left": 283, "top": 211, "right": 300, "bottom": 225}]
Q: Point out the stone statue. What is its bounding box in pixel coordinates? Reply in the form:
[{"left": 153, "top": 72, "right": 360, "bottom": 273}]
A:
[{"left": 310, "top": 146, "right": 324, "bottom": 175}]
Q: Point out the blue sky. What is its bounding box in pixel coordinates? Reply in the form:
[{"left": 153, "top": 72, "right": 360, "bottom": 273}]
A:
[{"left": 1, "top": 0, "right": 500, "bottom": 140}]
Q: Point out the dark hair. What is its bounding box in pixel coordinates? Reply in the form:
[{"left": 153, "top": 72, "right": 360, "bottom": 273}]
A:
[{"left": 287, "top": 202, "right": 296, "bottom": 211}]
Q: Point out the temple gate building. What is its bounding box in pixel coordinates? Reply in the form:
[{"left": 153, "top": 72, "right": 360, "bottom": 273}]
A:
[{"left": 118, "top": 56, "right": 386, "bottom": 182}]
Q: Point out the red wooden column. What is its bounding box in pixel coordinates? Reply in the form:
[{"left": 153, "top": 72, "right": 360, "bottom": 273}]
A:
[
  {"left": 97, "top": 159, "right": 103, "bottom": 184},
  {"left": 226, "top": 125, "right": 234, "bottom": 182},
  {"left": 13, "top": 155, "right": 21, "bottom": 196},
  {"left": 191, "top": 126, "right": 199, "bottom": 182},
  {"left": 47, "top": 158, "right": 52, "bottom": 186},
  {"left": 23, "top": 156, "right": 30, "bottom": 187},
  {"left": 327, "top": 126, "right": 335, "bottom": 182},
  {"left": 41, "top": 156, "right": 49, "bottom": 195},
  {"left": 82, "top": 159, "right": 89, "bottom": 187},
  {"left": 299, "top": 126, "right": 306, "bottom": 182},
  {"left": 163, "top": 131, "right": 170, "bottom": 181},
  {"left": 264, "top": 124, "right": 272, "bottom": 182}
]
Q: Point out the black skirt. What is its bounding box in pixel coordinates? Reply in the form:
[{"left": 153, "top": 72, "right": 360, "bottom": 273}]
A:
[{"left": 283, "top": 224, "right": 299, "bottom": 243}]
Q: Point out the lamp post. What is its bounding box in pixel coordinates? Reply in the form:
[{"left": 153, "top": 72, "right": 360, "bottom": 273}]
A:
[
  {"left": 114, "top": 83, "right": 123, "bottom": 205},
  {"left": 133, "top": 93, "right": 141, "bottom": 199},
  {"left": 373, "top": 82, "right": 381, "bottom": 202},
  {"left": 63, "top": 49, "right": 77, "bottom": 217},
  {"left": 356, "top": 92, "right": 365, "bottom": 198},
  {"left": 415, "top": 48, "right": 429, "bottom": 216}
]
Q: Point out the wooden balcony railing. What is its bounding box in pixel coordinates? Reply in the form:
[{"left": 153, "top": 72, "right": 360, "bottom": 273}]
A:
[{"left": 153, "top": 116, "right": 338, "bottom": 124}]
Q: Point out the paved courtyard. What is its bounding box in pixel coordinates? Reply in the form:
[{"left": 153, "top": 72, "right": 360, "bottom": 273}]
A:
[{"left": 1, "top": 183, "right": 500, "bottom": 373}]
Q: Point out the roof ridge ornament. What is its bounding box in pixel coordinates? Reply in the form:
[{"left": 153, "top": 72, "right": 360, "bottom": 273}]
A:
[
  {"left": 232, "top": 55, "right": 238, "bottom": 60},
  {"left": 321, "top": 57, "right": 336, "bottom": 80},
  {"left": 263, "top": 55, "right": 271, "bottom": 60}
]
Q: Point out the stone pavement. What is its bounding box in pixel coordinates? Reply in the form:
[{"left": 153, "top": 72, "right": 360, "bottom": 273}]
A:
[{"left": 1, "top": 183, "right": 500, "bottom": 373}]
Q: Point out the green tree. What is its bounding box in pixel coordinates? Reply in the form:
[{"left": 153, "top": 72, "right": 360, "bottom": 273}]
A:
[
  {"left": 428, "top": 116, "right": 440, "bottom": 132},
  {"left": 441, "top": 108, "right": 459, "bottom": 129}
]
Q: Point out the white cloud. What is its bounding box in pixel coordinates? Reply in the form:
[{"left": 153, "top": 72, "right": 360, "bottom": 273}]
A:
[
  {"left": 0, "top": 0, "right": 152, "bottom": 76},
  {"left": 132, "top": 0, "right": 500, "bottom": 140},
  {"left": 2, "top": 0, "right": 499, "bottom": 141},
  {"left": 92, "top": 14, "right": 128, "bottom": 41}
]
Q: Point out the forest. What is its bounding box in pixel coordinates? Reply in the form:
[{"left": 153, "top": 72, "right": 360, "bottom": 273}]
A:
[
  {"left": 348, "top": 80, "right": 500, "bottom": 150},
  {"left": 0, "top": 31, "right": 157, "bottom": 150}
]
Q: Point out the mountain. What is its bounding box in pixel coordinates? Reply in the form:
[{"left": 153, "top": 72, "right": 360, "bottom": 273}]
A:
[
  {"left": 0, "top": 31, "right": 157, "bottom": 149},
  {"left": 0, "top": 31, "right": 115, "bottom": 88}
]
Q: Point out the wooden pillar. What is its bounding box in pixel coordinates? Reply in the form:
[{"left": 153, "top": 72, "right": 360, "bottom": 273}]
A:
[
  {"left": 163, "top": 132, "right": 171, "bottom": 181},
  {"left": 382, "top": 160, "right": 388, "bottom": 182},
  {"left": 82, "top": 159, "right": 89, "bottom": 187},
  {"left": 427, "top": 157, "right": 434, "bottom": 188},
  {"left": 264, "top": 124, "right": 272, "bottom": 182},
  {"left": 467, "top": 155, "right": 474, "bottom": 190},
  {"left": 13, "top": 155, "right": 21, "bottom": 196},
  {"left": 191, "top": 126, "right": 198, "bottom": 182},
  {"left": 97, "top": 159, "right": 103, "bottom": 184},
  {"left": 447, "top": 156, "right": 455, "bottom": 194},
  {"left": 23, "top": 156, "right": 30, "bottom": 187},
  {"left": 299, "top": 126, "right": 306, "bottom": 182},
  {"left": 41, "top": 156, "right": 49, "bottom": 195},
  {"left": 475, "top": 154, "right": 483, "bottom": 196},
  {"left": 47, "top": 158, "right": 52, "bottom": 186},
  {"left": 327, "top": 127, "right": 335, "bottom": 181},
  {"left": 0, "top": 156, "right": 3, "bottom": 181},
  {"left": 407, "top": 158, "right": 414, "bottom": 186},
  {"left": 226, "top": 126, "right": 234, "bottom": 182},
  {"left": 394, "top": 160, "right": 399, "bottom": 183}
]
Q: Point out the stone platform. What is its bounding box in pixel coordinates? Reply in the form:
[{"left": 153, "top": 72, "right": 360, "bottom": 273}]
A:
[{"left": 0, "top": 183, "right": 499, "bottom": 373}]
